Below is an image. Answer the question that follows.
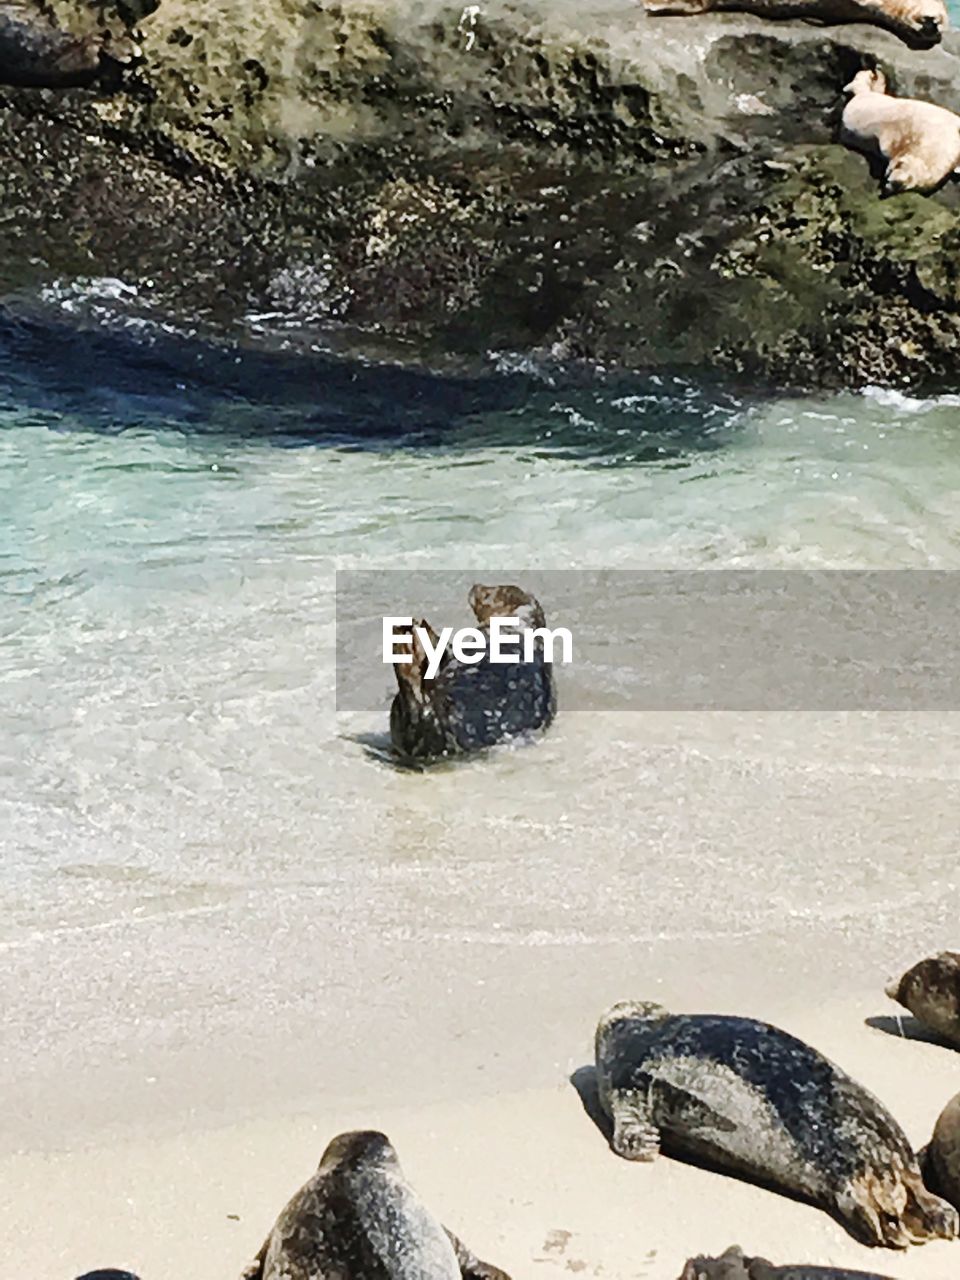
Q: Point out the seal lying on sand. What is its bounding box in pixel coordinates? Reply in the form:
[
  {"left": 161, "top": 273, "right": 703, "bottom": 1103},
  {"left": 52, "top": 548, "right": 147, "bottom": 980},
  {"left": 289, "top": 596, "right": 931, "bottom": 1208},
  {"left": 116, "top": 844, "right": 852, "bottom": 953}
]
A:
[
  {"left": 242, "top": 1130, "right": 511, "bottom": 1280},
  {"left": 677, "top": 1244, "right": 897, "bottom": 1278},
  {"left": 643, "top": 0, "right": 946, "bottom": 48},
  {"left": 841, "top": 70, "right": 960, "bottom": 195},
  {"left": 886, "top": 951, "right": 960, "bottom": 1045},
  {"left": 74, "top": 1273, "right": 142, "bottom": 1280},
  {"left": 390, "top": 583, "right": 556, "bottom": 761},
  {"left": 0, "top": 1, "right": 108, "bottom": 87},
  {"left": 924, "top": 1091, "right": 960, "bottom": 1211},
  {"left": 594, "top": 1001, "right": 958, "bottom": 1248}
]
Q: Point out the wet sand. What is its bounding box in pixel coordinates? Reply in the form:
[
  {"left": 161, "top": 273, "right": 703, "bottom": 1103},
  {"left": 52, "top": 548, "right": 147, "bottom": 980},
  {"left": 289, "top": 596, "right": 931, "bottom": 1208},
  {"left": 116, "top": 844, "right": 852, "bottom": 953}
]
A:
[{"left": 2, "top": 712, "right": 959, "bottom": 1279}]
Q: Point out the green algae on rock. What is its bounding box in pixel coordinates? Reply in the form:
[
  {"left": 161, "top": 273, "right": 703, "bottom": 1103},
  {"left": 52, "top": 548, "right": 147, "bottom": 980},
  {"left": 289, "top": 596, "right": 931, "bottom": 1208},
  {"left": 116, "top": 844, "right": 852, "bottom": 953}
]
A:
[{"left": 2, "top": 0, "right": 960, "bottom": 387}]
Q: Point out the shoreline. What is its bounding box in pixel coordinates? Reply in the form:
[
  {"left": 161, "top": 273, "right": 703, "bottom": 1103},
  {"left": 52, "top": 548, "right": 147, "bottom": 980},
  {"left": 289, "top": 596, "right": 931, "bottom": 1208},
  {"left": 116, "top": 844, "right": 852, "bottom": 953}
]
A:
[{"left": 3, "top": 984, "right": 958, "bottom": 1280}]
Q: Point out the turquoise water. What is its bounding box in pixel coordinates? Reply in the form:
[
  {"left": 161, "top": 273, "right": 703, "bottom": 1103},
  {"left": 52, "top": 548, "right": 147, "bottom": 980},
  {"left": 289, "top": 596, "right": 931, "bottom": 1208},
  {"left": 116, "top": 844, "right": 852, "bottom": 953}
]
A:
[
  {"left": 4, "top": 321, "right": 960, "bottom": 925},
  {"left": 4, "top": 309, "right": 960, "bottom": 1168}
]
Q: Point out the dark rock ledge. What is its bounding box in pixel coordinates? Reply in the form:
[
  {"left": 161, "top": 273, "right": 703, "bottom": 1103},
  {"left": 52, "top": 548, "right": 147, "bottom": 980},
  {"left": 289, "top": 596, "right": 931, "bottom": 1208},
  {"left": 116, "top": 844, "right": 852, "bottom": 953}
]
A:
[{"left": 3, "top": 0, "right": 960, "bottom": 388}]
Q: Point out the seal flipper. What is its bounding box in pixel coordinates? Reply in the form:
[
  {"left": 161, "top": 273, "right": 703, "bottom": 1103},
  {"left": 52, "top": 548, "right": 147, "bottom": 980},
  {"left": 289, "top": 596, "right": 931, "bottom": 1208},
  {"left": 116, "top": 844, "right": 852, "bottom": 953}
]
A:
[
  {"left": 607, "top": 1088, "right": 662, "bottom": 1161},
  {"left": 238, "top": 1237, "right": 268, "bottom": 1280},
  {"left": 444, "top": 1229, "right": 512, "bottom": 1280}
]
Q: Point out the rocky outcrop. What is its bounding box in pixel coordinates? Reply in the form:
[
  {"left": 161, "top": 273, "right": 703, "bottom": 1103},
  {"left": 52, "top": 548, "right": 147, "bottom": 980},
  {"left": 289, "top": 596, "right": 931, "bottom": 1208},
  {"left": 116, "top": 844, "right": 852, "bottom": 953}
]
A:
[{"left": 2, "top": 0, "right": 960, "bottom": 387}]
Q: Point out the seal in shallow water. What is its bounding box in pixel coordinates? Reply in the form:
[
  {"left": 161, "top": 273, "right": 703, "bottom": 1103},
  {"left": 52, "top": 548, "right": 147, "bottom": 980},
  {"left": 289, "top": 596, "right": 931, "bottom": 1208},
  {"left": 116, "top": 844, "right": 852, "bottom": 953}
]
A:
[
  {"left": 594, "top": 1001, "right": 958, "bottom": 1248},
  {"left": 389, "top": 583, "right": 556, "bottom": 761},
  {"left": 643, "top": 0, "right": 946, "bottom": 48},
  {"left": 886, "top": 951, "right": 960, "bottom": 1046},
  {"left": 676, "top": 1243, "right": 898, "bottom": 1278},
  {"left": 241, "top": 1129, "right": 511, "bottom": 1280},
  {"left": 924, "top": 1090, "right": 960, "bottom": 1212},
  {"left": 0, "top": 1, "right": 107, "bottom": 87}
]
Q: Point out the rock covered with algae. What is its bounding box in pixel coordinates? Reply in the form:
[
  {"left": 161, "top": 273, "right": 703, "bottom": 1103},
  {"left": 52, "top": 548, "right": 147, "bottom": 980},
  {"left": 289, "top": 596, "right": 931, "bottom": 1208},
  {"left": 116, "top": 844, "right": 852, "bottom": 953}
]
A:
[{"left": 2, "top": 0, "right": 960, "bottom": 387}]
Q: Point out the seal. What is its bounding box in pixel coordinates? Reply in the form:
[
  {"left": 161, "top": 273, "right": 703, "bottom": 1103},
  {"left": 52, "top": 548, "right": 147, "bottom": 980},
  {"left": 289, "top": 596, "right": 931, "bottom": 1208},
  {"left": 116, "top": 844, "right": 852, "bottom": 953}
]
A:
[
  {"left": 594, "top": 1000, "right": 958, "bottom": 1248},
  {"left": 389, "top": 583, "right": 556, "bottom": 761},
  {"left": 923, "top": 1091, "right": 960, "bottom": 1212},
  {"left": 241, "top": 1129, "right": 512, "bottom": 1280},
  {"left": 676, "top": 1244, "right": 898, "bottom": 1278},
  {"left": 0, "top": 1, "right": 108, "bottom": 88},
  {"left": 841, "top": 70, "right": 960, "bottom": 195},
  {"left": 74, "top": 1273, "right": 142, "bottom": 1280},
  {"left": 885, "top": 951, "right": 960, "bottom": 1046},
  {"left": 642, "top": 0, "right": 946, "bottom": 47}
]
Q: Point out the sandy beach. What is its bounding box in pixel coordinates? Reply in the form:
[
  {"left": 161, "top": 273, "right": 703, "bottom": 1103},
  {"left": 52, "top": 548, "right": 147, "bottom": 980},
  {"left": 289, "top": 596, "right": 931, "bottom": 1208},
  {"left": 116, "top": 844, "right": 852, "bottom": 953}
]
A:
[
  {"left": 2, "top": 998, "right": 959, "bottom": 1280},
  {"left": 2, "top": 705, "right": 960, "bottom": 1280}
]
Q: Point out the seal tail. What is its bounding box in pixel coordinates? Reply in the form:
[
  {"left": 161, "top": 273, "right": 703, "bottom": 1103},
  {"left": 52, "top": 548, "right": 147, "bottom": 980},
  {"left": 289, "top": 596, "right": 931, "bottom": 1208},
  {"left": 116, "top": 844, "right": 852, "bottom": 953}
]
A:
[{"left": 839, "top": 1162, "right": 958, "bottom": 1247}]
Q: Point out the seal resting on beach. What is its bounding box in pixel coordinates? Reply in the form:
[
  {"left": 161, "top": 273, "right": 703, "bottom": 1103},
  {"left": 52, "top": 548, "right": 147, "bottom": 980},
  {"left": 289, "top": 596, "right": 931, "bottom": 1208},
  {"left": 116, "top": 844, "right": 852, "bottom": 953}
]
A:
[
  {"left": 886, "top": 951, "right": 960, "bottom": 1045},
  {"left": 676, "top": 1244, "right": 898, "bottom": 1278},
  {"left": 74, "top": 1273, "right": 142, "bottom": 1280},
  {"left": 841, "top": 70, "right": 960, "bottom": 195},
  {"left": 594, "top": 1000, "right": 958, "bottom": 1248},
  {"left": 241, "top": 1129, "right": 511, "bottom": 1280},
  {"left": 389, "top": 583, "right": 556, "bottom": 762},
  {"left": 0, "top": 1, "right": 108, "bottom": 87},
  {"left": 924, "top": 1091, "right": 960, "bottom": 1211},
  {"left": 643, "top": 0, "right": 946, "bottom": 48},
  {"left": 74, "top": 1273, "right": 141, "bottom": 1280}
]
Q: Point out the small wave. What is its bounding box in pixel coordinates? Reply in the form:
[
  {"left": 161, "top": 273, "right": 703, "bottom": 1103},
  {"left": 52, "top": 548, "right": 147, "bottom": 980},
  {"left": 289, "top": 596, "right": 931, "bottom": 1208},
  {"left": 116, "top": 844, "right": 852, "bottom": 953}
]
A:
[{"left": 860, "top": 385, "right": 960, "bottom": 414}]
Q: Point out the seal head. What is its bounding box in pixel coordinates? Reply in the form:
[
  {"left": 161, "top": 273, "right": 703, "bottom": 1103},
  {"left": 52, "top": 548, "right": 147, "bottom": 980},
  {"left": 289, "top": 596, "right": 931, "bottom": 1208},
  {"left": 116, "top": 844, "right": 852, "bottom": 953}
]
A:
[
  {"left": 886, "top": 952, "right": 960, "bottom": 1047},
  {"left": 243, "top": 1129, "right": 511, "bottom": 1280}
]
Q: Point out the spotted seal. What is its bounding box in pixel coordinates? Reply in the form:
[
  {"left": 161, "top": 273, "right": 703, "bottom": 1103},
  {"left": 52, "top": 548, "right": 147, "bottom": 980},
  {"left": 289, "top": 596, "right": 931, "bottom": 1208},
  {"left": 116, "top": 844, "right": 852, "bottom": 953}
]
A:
[
  {"left": 886, "top": 951, "right": 960, "bottom": 1047},
  {"left": 389, "top": 583, "right": 556, "bottom": 761},
  {"left": 242, "top": 1130, "right": 511, "bottom": 1280},
  {"left": 594, "top": 1001, "right": 958, "bottom": 1248},
  {"left": 676, "top": 1244, "right": 898, "bottom": 1278},
  {"left": 924, "top": 1090, "right": 960, "bottom": 1213},
  {"left": 74, "top": 1273, "right": 142, "bottom": 1280},
  {"left": 643, "top": 0, "right": 946, "bottom": 48}
]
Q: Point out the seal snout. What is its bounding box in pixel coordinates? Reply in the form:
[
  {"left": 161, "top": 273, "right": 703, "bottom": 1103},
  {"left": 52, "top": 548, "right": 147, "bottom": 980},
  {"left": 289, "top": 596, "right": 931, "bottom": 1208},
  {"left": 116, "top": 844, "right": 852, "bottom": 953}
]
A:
[{"left": 885, "top": 974, "right": 903, "bottom": 1001}]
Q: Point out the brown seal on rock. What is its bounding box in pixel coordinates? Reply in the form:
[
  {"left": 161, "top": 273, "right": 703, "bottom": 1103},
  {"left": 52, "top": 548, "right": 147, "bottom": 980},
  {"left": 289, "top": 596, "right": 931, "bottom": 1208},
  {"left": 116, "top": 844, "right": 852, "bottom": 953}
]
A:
[
  {"left": 594, "top": 1000, "right": 958, "bottom": 1248},
  {"left": 676, "top": 1243, "right": 898, "bottom": 1278},
  {"left": 389, "top": 583, "right": 556, "bottom": 762},
  {"left": 924, "top": 1091, "right": 960, "bottom": 1212},
  {"left": 841, "top": 71, "right": 960, "bottom": 195},
  {"left": 886, "top": 951, "right": 960, "bottom": 1046},
  {"left": 642, "top": 0, "right": 946, "bottom": 46},
  {"left": 241, "top": 1130, "right": 511, "bottom": 1280}
]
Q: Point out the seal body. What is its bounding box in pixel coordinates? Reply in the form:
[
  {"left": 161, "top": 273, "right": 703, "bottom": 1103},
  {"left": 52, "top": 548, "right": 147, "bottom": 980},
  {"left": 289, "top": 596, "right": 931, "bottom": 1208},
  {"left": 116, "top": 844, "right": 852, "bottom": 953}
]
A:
[
  {"left": 886, "top": 951, "right": 960, "bottom": 1045},
  {"left": 924, "top": 1091, "right": 960, "bottom": 1212},
  {"left": 594, "top": 1001, "right": 958, "bottom": 1248},
  {"left": 243, "top": 1130, "right": 511, "bottom": 1280},
  {"left": 390, "top": 584, "right": 556, "bottom": 761},
  {"left": 643, "top": 0, "right": 945, "bottom": 47},
  {"left": 676, "top": 1244, "right": 897, "bottom": 1278},
  {"left": 0, "top": 2, "right": 104, "bottom": 88},
  {"left": 841, "top": 70, "right": 960, "bottom": 195}
]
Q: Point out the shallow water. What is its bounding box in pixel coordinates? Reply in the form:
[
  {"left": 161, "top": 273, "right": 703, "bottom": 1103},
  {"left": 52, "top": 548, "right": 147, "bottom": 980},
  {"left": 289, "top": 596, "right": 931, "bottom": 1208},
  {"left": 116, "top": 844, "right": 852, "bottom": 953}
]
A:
[{"left": 3, "top": 322, "right": 960, "bottom": 1141}]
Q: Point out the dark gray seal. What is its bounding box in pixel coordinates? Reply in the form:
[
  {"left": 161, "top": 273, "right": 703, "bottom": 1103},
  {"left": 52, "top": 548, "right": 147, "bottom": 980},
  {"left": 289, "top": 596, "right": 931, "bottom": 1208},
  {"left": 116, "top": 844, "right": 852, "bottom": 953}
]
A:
[
  {"left": 242, "top": 1130, "right": 511, "bottom": 1280},
  {"left": 594, "top": 1001, "right": 958, "bottom": 1248},
  {"left": 924, "top": 1090, "right": 960, "bottom": 1212},
  {"left": 74, "top": 1273, "right": 142, "bottom": 1280},
  {"left": 389, "top": 583, "right": 556, "bottom": 762},
  {"left": 0, "top": 1, "right": 106, "bottom": 88},
  {"left": 676, "top": 1244, "right": 897, "bottom": 1278},
  {"left": 886, "top": 952, "right": 960, "bottom": 1048}
]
